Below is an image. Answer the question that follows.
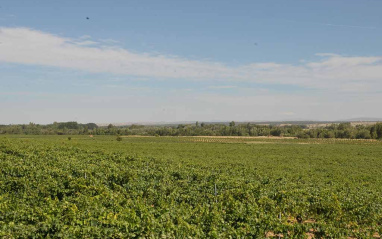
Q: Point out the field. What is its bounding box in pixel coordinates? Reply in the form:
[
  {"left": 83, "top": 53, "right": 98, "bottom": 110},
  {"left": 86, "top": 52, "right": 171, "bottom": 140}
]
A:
[{"left": 1, "top": 135, "right": 382, "bottom": 238}]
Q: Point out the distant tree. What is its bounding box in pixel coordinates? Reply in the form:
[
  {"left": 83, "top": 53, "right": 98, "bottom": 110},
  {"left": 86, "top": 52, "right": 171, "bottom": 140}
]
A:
[
  {"left": 195, "top": 121, "right": 199, "bottom": 127},
  {"left": 371, "top": 123, "right": 382, "bottom": 139},
  {"left": 343, "top": 129, "right": 355, "bottom": 139},
  {"left": 296, "top": 131, "right": 309, "bottom": 139},
  {"left": 356, "top": 130, "right": 371, "bottom": 139},
  {"left": 246, "top": 123, "right": 252, "bottom": 135},
  {"left": 376, "top": 123, "right": 382, "bottom": 139},
  {"left": 324, "top": 131, "right": 335, "bottom": 138},
  {"left": 85, "top": 123, "right": 98, "bottom": 130},
  {"left": 177, "top": 124, "right": 185, "bottom": 129},
  {"left": 270, "top": 127, "right": 282, "bottom": 136},
  {"left": 108, "top": 124, "right": 114, "bottom": 129},
  {"left": 229, "top": 121, "right": 235, "bottom": 127},
  {"left": 338, "top": 122, "right": 351, "bottom": 130},
  {"left": 58, "top": 122, "right": 79, "bottom": 130}
]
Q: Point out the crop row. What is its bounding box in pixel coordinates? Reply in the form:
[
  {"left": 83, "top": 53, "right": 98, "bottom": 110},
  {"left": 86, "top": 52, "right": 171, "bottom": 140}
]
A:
[{"left": 1, "top": 136, "right": 382, "bottom": 238}]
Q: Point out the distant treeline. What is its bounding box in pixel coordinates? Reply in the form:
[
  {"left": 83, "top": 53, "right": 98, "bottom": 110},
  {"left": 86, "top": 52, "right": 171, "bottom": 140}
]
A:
[
  {"left": 0, "top": 122, "right": 98, "bottom": 135},
  {"left": 1, "top": 121, "right": 382, "bottom": 139}
]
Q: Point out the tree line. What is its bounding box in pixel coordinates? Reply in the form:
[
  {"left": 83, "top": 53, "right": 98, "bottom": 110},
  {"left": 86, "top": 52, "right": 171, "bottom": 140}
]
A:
[{"left": 1, "top": 121, "right": 382, "bottom": 139}]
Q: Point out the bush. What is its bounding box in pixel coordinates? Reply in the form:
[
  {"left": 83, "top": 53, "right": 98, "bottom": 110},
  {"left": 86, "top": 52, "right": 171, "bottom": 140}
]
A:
[
  {"left": 116, "top": 136, "right": 122, "bottom": 141},
  {"left": 67, "top": 137, "right": 71, "bottom": 140}
]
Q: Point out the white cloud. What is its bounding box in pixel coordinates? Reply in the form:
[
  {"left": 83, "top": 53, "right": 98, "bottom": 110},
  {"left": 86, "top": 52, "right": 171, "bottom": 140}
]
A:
[{"left": 0, "top": 27, "right": 382, "bottom": 93}]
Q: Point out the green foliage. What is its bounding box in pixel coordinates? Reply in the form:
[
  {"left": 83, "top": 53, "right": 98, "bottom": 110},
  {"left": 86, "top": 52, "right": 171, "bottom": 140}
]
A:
[
  {"left": 116, "top": 136, "right": 122, "bottom": 141},
  {"left": 1, "top": 136, "right": 382, "bottom": 238},
  {"left": 371, "top": 123, "right": 382, "bottom": 139},
  {"left": 270, "top": 127, "right": 282, "bottom": 136},
  {"left": 2, "top": 121, "right": 382, "bottom": 140},
  {"left": 297, "top": 131, "right": 309, "bottom": 139},
  {"left": 356, "top": 129, "right": 371, "bottom": 139},
  {"left": 57, "top": 121, "right": 79, "bottom": 130}
]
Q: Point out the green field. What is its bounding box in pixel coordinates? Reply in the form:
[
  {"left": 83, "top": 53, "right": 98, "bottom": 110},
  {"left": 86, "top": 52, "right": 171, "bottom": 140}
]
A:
[{"left": 1, "top": 135, "right": 382, "bottom": 238}]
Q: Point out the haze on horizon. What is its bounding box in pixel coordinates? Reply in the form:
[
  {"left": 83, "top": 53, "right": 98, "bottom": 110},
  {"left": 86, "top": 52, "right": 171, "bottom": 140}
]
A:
[{"left": 1, "top": 0, "right": 382, "bottom": 124}]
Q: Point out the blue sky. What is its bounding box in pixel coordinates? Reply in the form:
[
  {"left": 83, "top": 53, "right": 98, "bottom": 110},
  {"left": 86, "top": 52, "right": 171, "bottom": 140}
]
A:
[{"left": 1, "top": 0, "right": 382, "bottom": 124}]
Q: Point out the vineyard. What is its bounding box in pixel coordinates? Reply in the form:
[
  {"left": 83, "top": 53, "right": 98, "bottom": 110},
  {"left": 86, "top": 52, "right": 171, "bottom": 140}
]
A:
[{"left": 1, "top": 135, "right": 382, "bottom": 238}]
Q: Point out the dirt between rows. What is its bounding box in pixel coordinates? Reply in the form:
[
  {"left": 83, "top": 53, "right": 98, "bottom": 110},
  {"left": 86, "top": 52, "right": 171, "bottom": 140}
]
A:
[
  {"left": 185, "top": 136, "right": 297, "bottom": 139},
  {"left": 121, "top": 135, "right": 297, "bottom": 139},
  {"left": 118, "top": 136, "right": 380, "bottom": 144}
]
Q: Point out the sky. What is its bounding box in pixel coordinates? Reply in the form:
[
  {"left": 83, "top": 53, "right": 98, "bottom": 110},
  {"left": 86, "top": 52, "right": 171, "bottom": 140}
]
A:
[{"left": 0, "top": 0, "right": 382, "bottom": 124}]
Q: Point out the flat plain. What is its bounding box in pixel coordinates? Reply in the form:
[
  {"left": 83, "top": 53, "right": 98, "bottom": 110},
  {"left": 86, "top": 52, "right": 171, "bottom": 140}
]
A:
[{"left": 1, "top": 135, "right": 382, "bottom": 238}]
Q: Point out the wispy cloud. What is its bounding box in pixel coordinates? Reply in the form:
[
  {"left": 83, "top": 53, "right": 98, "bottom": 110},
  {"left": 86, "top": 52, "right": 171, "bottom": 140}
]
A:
[
  {"left": 74, "top": 40, "right": 99, "bottom": 46},
  {"left": 286, "top": 19, "right": 377, "bottom": 30},
  {"left": 281, "top": 112, "right": 295, "bottom": 116},
  {"left": 324, "top": 23, "right": 376, "bottom": 30},
  {"left": 208, "top": 85, "right": 237, "bottom": 89},
  {"left": 0, "top": 27, "right": 382, "bottom": 93},
  {"left": 315, "top": 53, "right": 340, "bottom": 57},
  {"left": 100, "top": 38, "right": 120, "bottom": 44},
  {"left": 79, "top": 35, "right": 92, "bottom": 40}
]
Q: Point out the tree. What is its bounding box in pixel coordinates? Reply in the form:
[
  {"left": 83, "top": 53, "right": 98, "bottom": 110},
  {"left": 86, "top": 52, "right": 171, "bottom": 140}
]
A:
[
  {"left": 375, "top": 123, "right": 382, "bottom": 139},
  {"left": 57, "top": 122, "right": 79, "bottom": 130},
  {"left": 177, "top": 124, "right": 185, "bottom": 129},
  {"left": 270, "top": 127, "right": 282, "bottom": 136},
  {"left": 338, "top": 122, "right": 351, "bottom": 130},
  {"left": 370, "top": 123, "right": 382, "bottom": 139},
  {"left": 324, "top": 131, "right": 335, "bottom": 138},
  {"left": 297, "top": 131, "right": 309, "bottom": 139},
  {"left": 356, "top": 129, "right": 371, "bottom": 139},
  {"left": 85, "top": 123, "right": 98, "bottom": 130},
  {"left": 229, "top": 121, "right": 235, "bottom": 127}
]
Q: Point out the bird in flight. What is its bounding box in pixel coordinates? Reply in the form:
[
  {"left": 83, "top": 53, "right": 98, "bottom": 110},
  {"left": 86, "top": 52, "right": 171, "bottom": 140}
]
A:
[{"left": 86, "top": 17, "right": 89, "bottom": 20}]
